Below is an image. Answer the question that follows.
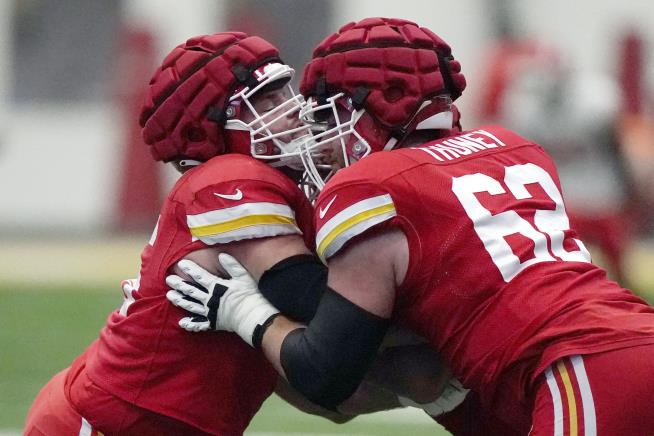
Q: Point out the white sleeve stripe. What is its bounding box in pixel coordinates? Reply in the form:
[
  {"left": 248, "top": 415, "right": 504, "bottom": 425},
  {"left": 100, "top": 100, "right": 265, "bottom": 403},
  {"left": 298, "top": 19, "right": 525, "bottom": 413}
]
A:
[
  {"left": 545, "top": 366, "right": 564, "bottom": 436},
  {"left": 571, "top": 355, "right": 596, "bottom": 436},
  {"left": 320, "top": 210, "right": 397, "bottom": 260},
  {"left": 316, "top": 194, "right": 394, "bottom": 243},
  {"left": 187, "top": 202, "right": 294, "bottom": 228}
]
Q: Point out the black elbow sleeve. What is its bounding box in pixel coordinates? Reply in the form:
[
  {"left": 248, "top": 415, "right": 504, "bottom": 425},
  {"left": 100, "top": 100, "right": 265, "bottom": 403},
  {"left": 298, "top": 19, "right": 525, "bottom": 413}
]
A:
[
  {"left": 280, "top": 288, "right": 390, "bottom": 410},
  {"left": 259, "top": 254, "right": 327, "bottom": 323}
]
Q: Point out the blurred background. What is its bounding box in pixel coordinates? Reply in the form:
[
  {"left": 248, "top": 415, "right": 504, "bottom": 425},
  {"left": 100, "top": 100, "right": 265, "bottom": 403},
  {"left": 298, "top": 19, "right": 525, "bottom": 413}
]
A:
[{"left": 1, "top": 0, "right": 654, "bottom": 434}]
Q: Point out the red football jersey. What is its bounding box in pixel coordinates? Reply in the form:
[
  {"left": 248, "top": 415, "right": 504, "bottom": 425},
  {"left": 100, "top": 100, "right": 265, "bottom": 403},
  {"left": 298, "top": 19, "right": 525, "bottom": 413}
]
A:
[
  {"left": 83, "top": 154, "right": 314, "bottom": 434},
  {"left": 314, "top": 125, "right": 654, "bottom": 419}
]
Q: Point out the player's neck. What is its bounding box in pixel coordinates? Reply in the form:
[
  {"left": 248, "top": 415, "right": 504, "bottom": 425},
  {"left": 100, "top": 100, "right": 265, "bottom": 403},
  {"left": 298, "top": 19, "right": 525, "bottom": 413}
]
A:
[{"left": 400, "top": 129, "right": 452, "bottom": 148}]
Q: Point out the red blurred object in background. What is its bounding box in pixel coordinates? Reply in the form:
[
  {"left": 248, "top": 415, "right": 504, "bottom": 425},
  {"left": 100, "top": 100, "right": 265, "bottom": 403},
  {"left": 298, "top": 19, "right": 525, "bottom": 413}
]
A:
[{"left": 114, "top": 27, "right": 161, "bottom": 232}]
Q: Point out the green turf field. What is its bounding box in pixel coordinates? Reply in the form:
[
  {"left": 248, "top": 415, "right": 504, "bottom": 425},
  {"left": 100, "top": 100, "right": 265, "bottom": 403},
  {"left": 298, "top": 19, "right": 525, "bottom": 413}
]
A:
[{"left": 0, "top": 285, "right": 448, "bottom": 435}]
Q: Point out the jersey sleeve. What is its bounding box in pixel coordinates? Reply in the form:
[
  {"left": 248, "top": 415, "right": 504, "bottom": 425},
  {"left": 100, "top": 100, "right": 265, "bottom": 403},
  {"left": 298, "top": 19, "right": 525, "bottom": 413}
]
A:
[
  {"left": 315, "top": 182, "right": 397, "bottom": 262},
  {"left": 183, "top": 161, "right": 303, "bottom": 246}
]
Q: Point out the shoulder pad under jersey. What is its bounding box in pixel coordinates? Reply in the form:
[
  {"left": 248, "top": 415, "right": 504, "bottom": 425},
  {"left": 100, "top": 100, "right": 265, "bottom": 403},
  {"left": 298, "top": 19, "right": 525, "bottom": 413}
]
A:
[
  {"left": 314, "top": 164, "right": 398, "bottom": 262},
  {"left": 178, "top": 155, "right": 304, "bottom": 245}
]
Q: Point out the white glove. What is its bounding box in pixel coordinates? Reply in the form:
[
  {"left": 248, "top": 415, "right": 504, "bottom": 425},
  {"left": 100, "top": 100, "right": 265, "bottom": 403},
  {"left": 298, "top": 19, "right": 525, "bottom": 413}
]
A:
[
  {"left": 397, "top": 377, "right": 469, "bottom": 417},
  {"left": 166, "top": 253, "right": 279, "bottom": 347}
]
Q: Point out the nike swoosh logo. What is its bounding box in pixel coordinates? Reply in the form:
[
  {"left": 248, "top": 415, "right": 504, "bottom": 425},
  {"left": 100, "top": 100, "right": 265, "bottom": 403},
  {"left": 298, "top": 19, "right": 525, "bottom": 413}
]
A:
[
  {"left": 319, "top": 195, "right": 337, "bottom": 219},
  {"left": 214, "top": 189, "right": 243, "bottom": 201}
]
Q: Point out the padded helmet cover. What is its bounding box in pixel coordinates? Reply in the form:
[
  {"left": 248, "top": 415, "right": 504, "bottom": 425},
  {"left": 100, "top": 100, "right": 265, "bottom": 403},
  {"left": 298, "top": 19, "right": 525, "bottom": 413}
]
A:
[
  {"left": 300, "top": 17, "right": 466, "bottom": 129},
  {"left": 139, "top": 32, "right": 281, "bottom": 162}
]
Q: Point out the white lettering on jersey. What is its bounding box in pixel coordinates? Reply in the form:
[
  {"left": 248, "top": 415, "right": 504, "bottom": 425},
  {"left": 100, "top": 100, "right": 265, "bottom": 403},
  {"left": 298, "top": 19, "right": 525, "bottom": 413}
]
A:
[
  {"left": 452, "top": 163, "right": 590, "bottom": 282},
  {"left": 414, "top": 129, "right": 507, "bottom": 162},
  {"left": 464, "top": 130, "right": 506, "bottom": 147}
]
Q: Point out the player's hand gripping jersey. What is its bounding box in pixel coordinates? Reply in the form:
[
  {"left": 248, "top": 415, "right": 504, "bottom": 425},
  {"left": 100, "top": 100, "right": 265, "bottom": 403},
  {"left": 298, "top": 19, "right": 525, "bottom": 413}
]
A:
[
  {"left": 82, "top": 154, "right": 314, "bottom": 434},
  {"left": 314, "top": 125, "right": 654, "bottom": 415}
]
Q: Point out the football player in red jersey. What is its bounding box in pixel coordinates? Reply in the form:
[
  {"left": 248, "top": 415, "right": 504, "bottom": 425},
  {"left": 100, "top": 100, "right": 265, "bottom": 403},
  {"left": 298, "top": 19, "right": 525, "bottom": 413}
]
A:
[
  {"left": 24, "top": 31, "right": 315, "bottom": 436},
  {"left": 25, "top": 31, "right": 462, "bottom": 436},
  {"left": 168, "top": 18, "right": 654, "bottom": 435}
]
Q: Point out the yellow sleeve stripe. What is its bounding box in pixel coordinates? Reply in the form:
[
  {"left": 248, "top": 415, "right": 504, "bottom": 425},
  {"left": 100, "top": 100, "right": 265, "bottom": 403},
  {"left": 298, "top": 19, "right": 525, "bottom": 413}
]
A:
[
  {"left": 557, "top": 360, "right": 579, "bottom": 436},
  {"left": 190, "top": 214, "right": 297, "bottom": 237},
  {"left": 317, "top": 203, "right": 396, "bottom": 259}
]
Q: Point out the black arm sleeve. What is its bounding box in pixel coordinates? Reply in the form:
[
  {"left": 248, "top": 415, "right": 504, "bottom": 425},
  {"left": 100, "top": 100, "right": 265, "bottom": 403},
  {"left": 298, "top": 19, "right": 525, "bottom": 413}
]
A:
[
  {"left": 258, "top": 254, "right": 327, "bottom": 323},
  {"left": 280, "top": 288, "right": 390, "bottom": 411}
]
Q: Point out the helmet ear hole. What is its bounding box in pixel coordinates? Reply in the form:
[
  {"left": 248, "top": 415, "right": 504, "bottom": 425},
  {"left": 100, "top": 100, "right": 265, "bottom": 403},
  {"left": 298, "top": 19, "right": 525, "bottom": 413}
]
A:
[
  {"left": 384, "top": 86, "right": 404, "bottom": 103},
  {"left": 184, "top": 125, "right": 207, "bottom": 142}
]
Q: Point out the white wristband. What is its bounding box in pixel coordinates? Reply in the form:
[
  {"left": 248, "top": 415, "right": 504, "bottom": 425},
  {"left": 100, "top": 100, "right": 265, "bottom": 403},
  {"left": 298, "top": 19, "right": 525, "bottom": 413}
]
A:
[{"left": 221, "top": 290, "right": 280, "bottom": 347}]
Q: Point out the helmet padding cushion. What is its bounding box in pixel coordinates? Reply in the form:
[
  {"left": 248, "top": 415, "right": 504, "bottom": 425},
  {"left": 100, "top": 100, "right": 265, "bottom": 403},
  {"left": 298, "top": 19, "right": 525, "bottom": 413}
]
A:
[{"left": 140, "top": 32, "right": 281, "bottom": 162}]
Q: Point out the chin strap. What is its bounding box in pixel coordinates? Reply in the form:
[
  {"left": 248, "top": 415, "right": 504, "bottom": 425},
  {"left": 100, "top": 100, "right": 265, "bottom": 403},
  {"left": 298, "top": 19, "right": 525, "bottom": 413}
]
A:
[{"left": 383, "top": 137, "right": 399, "bottom": 151}]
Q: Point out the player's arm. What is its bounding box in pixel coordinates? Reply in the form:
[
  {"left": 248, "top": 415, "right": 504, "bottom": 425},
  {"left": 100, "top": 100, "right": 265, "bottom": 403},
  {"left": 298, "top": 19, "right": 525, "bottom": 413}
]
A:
[
  {"left": 168, "top": 228, "right": 406, "bottom": 410},
  {"left": 272, "top": 330, "right": 450, "bottom": 421},
  {"left": 172, "top": 234, "right": 460, "bottom": 419},
  {"left": 171, "top": 235, "right": 408, "bottom": 420},
  {"left": 172, "top": 234, "right": 311, "bottom": 281},
  {"left": 168, "top": 236, "right": 327, "bottom": 332},
  {"left": 256, "top": 227, "right": 407, "bottom": 410},
  {"left": 170, "top": 234, "right": 362, "bottom": 422}
]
